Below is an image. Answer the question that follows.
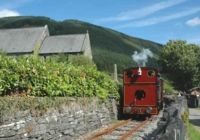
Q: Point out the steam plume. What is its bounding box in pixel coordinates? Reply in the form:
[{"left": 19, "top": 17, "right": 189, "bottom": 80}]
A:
[{"left": 132, "top": 49, "right": 153, "bottom": 66}]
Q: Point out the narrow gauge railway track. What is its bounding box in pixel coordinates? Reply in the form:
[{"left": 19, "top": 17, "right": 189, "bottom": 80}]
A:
[{"left": 87, "top": 119, "right": 149, "bottom": 140}]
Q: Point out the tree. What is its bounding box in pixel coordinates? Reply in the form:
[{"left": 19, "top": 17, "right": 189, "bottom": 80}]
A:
[{"left": 160, "top": 40, "right": 200, "bottom": 91}]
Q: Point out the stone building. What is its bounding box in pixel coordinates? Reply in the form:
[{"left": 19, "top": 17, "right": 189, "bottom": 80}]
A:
[
  {"left": 0, "top": 25, "right": 49, "bottom": 55},
  {"left": 187, "top": 87, "right": 200, "bottom": 108},
  {"left": 40, "top": 32, "right": 92, "bottom": 60},
  {"left": 0, "top": 25, "right": 92, "bottom": 59},
  {"left": 188, "top": 87, "right": 200, "bottom": 96}
]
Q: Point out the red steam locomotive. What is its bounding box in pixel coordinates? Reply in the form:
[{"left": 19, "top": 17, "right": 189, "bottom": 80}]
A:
[{"left": 123, "top": 67, "right": 163, "bottom": 115}]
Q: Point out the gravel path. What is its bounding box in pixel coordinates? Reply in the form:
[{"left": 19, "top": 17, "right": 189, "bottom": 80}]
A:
[{"left": 189, "top": 108, "right": 200, "bottom": 132}]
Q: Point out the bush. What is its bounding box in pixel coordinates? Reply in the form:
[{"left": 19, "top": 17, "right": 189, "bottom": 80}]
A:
[
  {"left": 160, "top": 40, "right": 200, "bottom": 90},
  {"left": 68, "top": 55, "right": 94, "bottom": 67},
  {"left": 50, "top": 54, "right": 94, "bottom": 67},
  {"left": 163, "top": 79, "right": 176, "bottom": 94},
  {"left": 0, "top": 55, "right": 118, "bottom": 99},
  {"left": 181, "top": 109, "right": 189, "bottom": 124}
]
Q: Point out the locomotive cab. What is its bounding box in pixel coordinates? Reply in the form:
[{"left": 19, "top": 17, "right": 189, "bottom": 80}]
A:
[{"left": 123, "top": 67, "right": 163, "bottom": 115}]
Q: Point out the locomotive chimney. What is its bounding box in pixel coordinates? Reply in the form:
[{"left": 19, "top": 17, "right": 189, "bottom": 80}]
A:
[{"left": 138, "top": 66, "right": 142, "bottom": 76}]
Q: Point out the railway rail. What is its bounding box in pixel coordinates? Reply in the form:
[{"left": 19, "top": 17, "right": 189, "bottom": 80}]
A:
[{"left": 87, "top": 118, "right": 150, "bottom": 140}]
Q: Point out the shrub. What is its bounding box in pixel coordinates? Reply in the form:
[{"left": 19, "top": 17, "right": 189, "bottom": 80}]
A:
[
  {"left": 68, "top": 55, "right": 94, "bottom": 67},
  {"left": 164, "top": 79, "right": 176, "bottom": 94},
  {"left": 0, "top": 55, "right": 118, "bottom": 100}
]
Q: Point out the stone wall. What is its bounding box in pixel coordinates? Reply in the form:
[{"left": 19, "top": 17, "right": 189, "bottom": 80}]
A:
[
  {"left": 0, "top": 98, "right": 117, "bottom": 140},
  {"left": 157, "top": 97, "right": 187, "bottom": 140},
  {"left": 147, "top": 96, "right": 188, "bottom": 140}
]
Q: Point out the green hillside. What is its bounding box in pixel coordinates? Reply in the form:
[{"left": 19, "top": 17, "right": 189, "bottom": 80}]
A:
[{"left": 0, "top": 16, "right": 163, "bottom": 73}]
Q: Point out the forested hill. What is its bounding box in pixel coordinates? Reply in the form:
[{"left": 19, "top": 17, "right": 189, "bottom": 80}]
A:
[{"left": 0, "top": 16, "right": 163, "bottom": 73}]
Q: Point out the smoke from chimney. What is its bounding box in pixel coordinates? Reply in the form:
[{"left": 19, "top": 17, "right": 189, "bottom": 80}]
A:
[{"left": 132, "top": 49, "right": 153, "bottom": 67}]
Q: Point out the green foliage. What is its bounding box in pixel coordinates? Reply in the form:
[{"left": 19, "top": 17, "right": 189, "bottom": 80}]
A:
[
  {"left": 180, "top": 109, "right": 200, "bottom": 140},
  {"left": 0, "top": 55, "right": 118, "bottom": 99},
  {"left": 163, "top": 79, "right": 176, "bottom": 94},
  {"left": 181, "top": 109, "right": 189, "bottom": 124},
  {"left": 160, "top": 40, "right": 200, "bottom": 90},
  {"left": 187, "top": 123, "right": 200, "bottom": 140},
  {"left": 0, "top": 16, "right": 163, "bottom": 73},
  {"left": 49, "top": 54, "right": 94, "bottom": 67},
  {"left": 68, "top": 55, "right": 94, "bottom": 67},
  {"left": 93, "top": 48, "right": 135, "bottom": 73}
]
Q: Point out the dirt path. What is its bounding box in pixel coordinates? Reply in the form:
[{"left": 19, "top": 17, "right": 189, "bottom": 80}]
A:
[{"left": 189, "top": 108, "right": 200, "bottom": 132}]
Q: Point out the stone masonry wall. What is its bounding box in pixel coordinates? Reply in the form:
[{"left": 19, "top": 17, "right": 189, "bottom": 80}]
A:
[
  {"left": 0, "top": 99, "right": 117, "bottom": 140},
  {"left": 147, "top": 96, "right": 188, "bottom": 140}
]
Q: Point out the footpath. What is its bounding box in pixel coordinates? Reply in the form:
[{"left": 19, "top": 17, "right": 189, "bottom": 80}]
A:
[{"left": 189, "top": 108, "right": 200, "bottom": 132}]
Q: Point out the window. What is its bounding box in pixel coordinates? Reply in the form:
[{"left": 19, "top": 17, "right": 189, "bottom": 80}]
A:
[{"left": 148, "top": 70, "right": 155, "bottom": 77}]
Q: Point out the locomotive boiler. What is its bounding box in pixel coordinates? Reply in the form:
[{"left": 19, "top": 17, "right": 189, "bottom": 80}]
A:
[{"left": 123, "top": 67, "right": 163, "bottom": 115}]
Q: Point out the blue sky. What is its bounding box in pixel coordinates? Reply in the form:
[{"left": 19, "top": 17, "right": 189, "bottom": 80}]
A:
[{"left": 0, "top": 0, "right": 200, "bottom": 44}]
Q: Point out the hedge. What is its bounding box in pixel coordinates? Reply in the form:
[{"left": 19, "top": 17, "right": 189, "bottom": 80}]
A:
[{"left": 0, "top": 54, "right": 118, "bottom": 99}]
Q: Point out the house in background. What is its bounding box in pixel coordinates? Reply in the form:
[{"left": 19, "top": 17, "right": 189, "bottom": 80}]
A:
[
  {"left": 0, "top": 25, "right": 93, "bottom": 59},
  {"left": 40, "top": 31, "right": 92, "bottom": 60},
  {"left": 187, "top": 87, "right": 200, "bottom": 108},
  {"left": 0, "top": 25, "right": 49, "bottom": 55}
]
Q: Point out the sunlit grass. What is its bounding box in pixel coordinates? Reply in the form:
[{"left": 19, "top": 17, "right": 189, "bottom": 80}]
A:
[{"left": 187, "top": 123, "right": 200, "bottom": 140}]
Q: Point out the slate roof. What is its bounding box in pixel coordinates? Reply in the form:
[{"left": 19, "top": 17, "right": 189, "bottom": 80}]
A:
[
  {"left": 0, "top": 26, "right": 92, "bottom": 59},
  {"left": 0, "top": 26, "right": 47, "bottom": 54},
  {"left": 40, "top": 34, "right": 87, "bottom": 54},
  {"left": 189, "top": 87, "right": 200, "bottom": 92}
]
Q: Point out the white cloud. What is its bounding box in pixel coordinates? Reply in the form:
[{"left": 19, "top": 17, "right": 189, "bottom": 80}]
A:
[
  {"left": 0, "top": 9, "right": 20, "bottom": 18},
  {"left": 186, "top": 17, "right": 200, "bottom": 27},
  {"left": 96, "top": 0, "right": 186, "bottom": 23},
  {"left": 0, "top": 0, "right": 34, "bottom": 17},
  {"left": 116, "top": 7, "right": 200, "bottom": 28},
  {"left": 0, "top": 0, "right": 34, "bottom": 10}
]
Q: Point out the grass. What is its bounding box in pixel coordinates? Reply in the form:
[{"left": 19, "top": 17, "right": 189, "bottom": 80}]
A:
[
  {"left": 181, "top": 107, "right": 200, "bottom": 140},
  {"left": 187, "top": 123, "right": 200, "bottom": 140}
]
